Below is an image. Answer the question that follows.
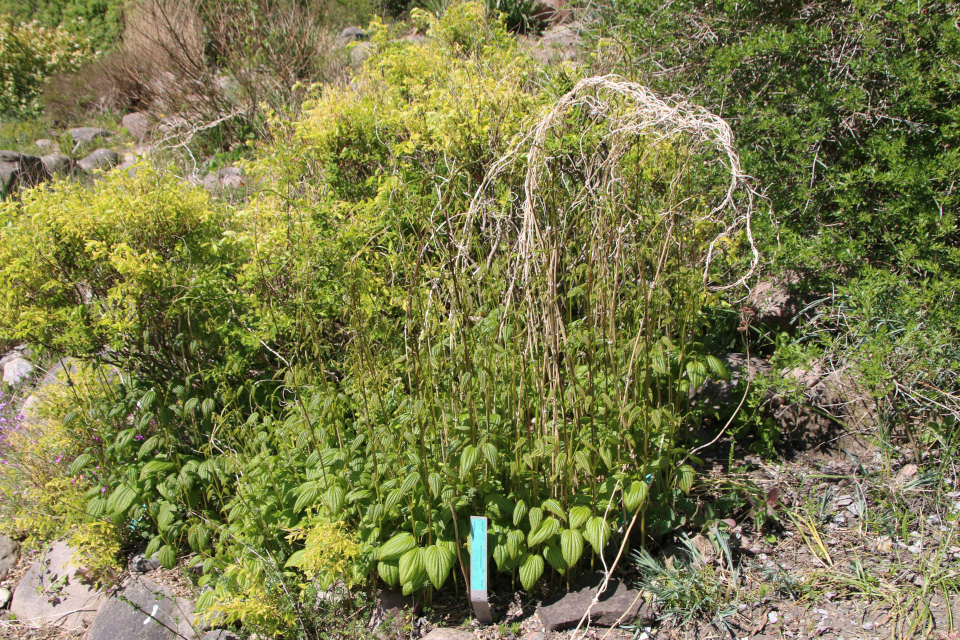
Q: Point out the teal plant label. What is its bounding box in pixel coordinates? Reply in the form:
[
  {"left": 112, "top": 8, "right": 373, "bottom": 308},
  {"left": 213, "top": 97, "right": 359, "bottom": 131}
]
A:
[{"left": 469, "top": 516, "right": 492, "bottom": 623}]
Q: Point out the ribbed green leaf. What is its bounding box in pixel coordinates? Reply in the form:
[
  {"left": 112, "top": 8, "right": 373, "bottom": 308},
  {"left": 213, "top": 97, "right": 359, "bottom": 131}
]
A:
[
  {"left": 678, "top": 465, "right": 695, "bottom": 495},
  {"left": 481, "top": 442, "right": 498, "bottom": 471},
  {"left": 144, "top": 536, "right": 162, "bottom": 559},
  {"left": 399, "top": 547, "right": 425, "bottom": 586},
  {"left": 107, "top": 483, "right": 138, "bottom": 516},
  {"left": 201, "top": 397, "right": 215, "bottom": 418},
  {"left": 686, "top": 360, "right": 707, "bottom": 390},
  {"left": 140, "top": 390, "right": 157, "bottom": 410},
  {"left": 68, "top": 453, "right": 92, "bottom": 476},
  {"left": 528, "top": 507, "right": 542, "bottom": 531},
  {"left": 324, "top": 486, "right": 345, "bottom": 513},
  {"left": 507, "top": 529, "right": 524, "bottom": 559},
  {"left": 158, "top": 545, "right": 176, "bottom": 569},
  {"left": 569, "top": 505, "right": 591, "bottom": 529},
  {"left": 624, "top": 480, "right": 649, "bottom": 512},
  {"left": 544, "top": 542, "right": 566, "bottom": 575},
  {"left": 493, "top": 542, "right": 510, "bottom": 572},
  {"left": 583, "top": 516, "right": 609, "bottom": 553},
  {"left": 137, "top": 435, "right": 159, "bottom": 459},
  {"left": 518, "top": 553, "right": 544, "bottom": 591},
  {"left": 384, "top": 488, "right": 403, "bottom": 511},
  {"left": 379, "top": 532, "right": 418, "bottom": 561},
  {"left": 542, "top": 499, "right": 566, "bottom": 522},
  {"left": 528, "top": 517, "right": 560, "bottom": 547},
  {"left": 459, "top": 445, "right": 479, "bottom": 481},
  {"left": 705, "top": 355, "right": 729, "bottom": 381},
  {"left": 86, "top": 496, "right": 106, "bottom": 519},
  {"left": 513, "top": 500, "right": 528, "bottom": 527},
  {"left": 378, "top": 559, "right": 400, "bottom": 586},
  {"left": 139, "top": 459, "right": 176, "bottom": 480},
  {"left": 293, "top": 482, "right": 319, "bottom": 512},
  {"left": 157, "top": 503, "right": 176, "bottom": 531},
  {"left": 424, "top": 545, "right": 455, "bottom": 588},
  {"left": 560, "top": 528, "right": 584, "bottom": 568},
  {"left": 401, "top": 472, "right": 419, "bottom": 493}
]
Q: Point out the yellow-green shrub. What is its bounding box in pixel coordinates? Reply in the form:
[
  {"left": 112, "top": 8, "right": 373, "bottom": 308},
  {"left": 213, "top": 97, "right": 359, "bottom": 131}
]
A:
[
  {"left": 0, "top": 165, "right": 242, "bottom": 380},
  {"left": 0, "top": 18, "right": 96, "bottom": 117}
]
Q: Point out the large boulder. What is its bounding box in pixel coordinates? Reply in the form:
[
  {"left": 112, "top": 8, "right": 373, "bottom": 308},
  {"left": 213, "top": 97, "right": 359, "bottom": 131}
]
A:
[
  {"left": 746, "top": 275, "right": 801, "bottom": 333},
  {"left": 337, "top": 26, "right": 369, "bottom": 46},
  {"left": 122, "top": 112, "right": 152, "bottom": 140},
  {"left": 0, "top": 535, "right": 20, "bottom": 580},
  {"left": 78, "top": 149, "right": 121, "bottom": 172},
  {"left": 771, "top": 366, "right": 874, "bottom": 455},
  {"left": 368, "top": 588, "right": 412, "bottom": 636},
  {"left": 525, "top": 25, "right": 581, "bottom": 63},
  {"left": 41, "top": 153, "right": 80, "bottom": 178},
  {"left": 2, "top": 356, "right": 34, "bottom": 387},
  {"left": 0, "top": 150, "right": 48, "bottom": 194},
  {"left": 68, "top": 127, "right": 112, "bottom": 144},
  {"left": 536, "top": 572, "right": 655, "bottom": 631},
  {"left": 86, "top": 575, "right": 199, "bottom": 640},
  {"left": 10, "top": 541, "right": 104, "bottom": 630}
]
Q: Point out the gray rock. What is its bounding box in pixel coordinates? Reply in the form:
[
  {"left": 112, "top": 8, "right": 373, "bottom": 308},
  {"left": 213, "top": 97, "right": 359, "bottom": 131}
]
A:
[
  {"left": 536, "top": 573, "right": 655, "bottom": 631},
  {"left": 128, "top": 553, "right": 161, "bottom": 574},
  {"left": 527, "top": 25, "right": 580, "bottom": 63},
  {"left": 203, "top": 167, "right": 247, "bottom": 191},
  {"left": 68, "top": 127, "right": 112, "bottom": 144},
  {"left": 395, "top": 33, "right": 426, "bottom": 44},
  {"left": 218, "top": 167, "right": 245, "bottom": 189},
  {"left": 39, "top": 357, "right": 78, "bottom": 388},
  {"left": 0, "top": 150, "right": 48, "bottom": 193},
  {"left": 202, "top": 631, "right": 239, "bottom": 640},
  {"left": 337, "top": 26, "right": 369, "bottom": 45},
  {"left": 122, "top": 112, "right": 152, "bottom": 140},
  {"left": 35, "top": 138, "right": 54, "bottom": 150},
  {"left": 78, "top": 148, "right": 121, "bottom": 172},
  {"left": 0, "top": 587, "right": 11, "bottom": 609},
  {"left": 521, "top": 634, "right": 544, "bottom": 640},
  {"left": 0, "top": 535, "right": 19, "bottom": 580},
  {"left": 41, "top": 153, "right": 80, "bottom": 177},
  {"left": 369, "top": 588, "right": 411, "bottom": 635},
  {"left": 86, "top": 575, "right": 199, "bottom": 640},
  {"left": 2, "top": 357, "right": 34, "bottom": 386},
  {"left": 20, "top": 394, "right": 41, "bottom": 421},
  {"left": 421, "top": 630, "right": 475, "bottom": 640},
  {"left": 746, "top": 275, "right": 801, "bottom": 332},
  {"left": 10, "top": 541, "right": 104, "bottom": 630},
  {"left": 350, "top": 42, "right": 375, "bottom": 67}
]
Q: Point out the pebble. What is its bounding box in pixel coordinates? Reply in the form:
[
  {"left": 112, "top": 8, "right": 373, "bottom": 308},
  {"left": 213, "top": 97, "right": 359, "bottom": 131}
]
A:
[
  {"left": 863, "top": 622, "right": 875, "bottom": 630},
  {"left": 768, "top": 612, "right": 779, "bottom": 624}
]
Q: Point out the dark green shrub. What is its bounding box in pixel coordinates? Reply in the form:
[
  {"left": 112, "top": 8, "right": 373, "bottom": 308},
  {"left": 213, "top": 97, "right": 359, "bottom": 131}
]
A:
[{"left": 612, "top": 0, "right": 960, "bottom": 282}]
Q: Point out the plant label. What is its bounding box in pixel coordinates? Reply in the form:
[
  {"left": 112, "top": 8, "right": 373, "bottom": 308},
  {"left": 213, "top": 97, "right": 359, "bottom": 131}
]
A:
[{"left": 470, "top": 515, "right": 492, "bottom": 624}]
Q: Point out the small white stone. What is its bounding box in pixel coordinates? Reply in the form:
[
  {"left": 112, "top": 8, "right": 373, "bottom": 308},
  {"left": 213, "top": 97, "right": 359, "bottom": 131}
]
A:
[{"left": 768, "top": 612, "right": 779, "bottom": 624}]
